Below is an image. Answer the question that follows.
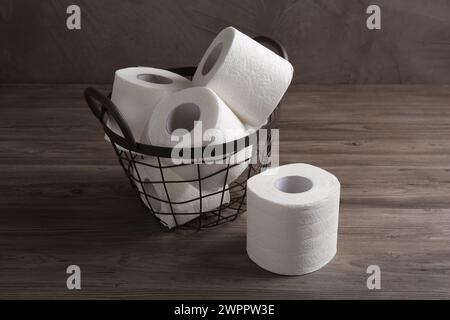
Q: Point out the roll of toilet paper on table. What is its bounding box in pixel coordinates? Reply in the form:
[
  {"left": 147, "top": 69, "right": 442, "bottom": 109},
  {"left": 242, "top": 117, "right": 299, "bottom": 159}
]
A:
[
  {"left": 193, "top": 26, "right": 293, "bottom": 128},
  {"left": 246, "top": 163, "right": 340, "bottom": 276},
  {"left": 130, "top": 156, "right": 230, "bottom": 229},
  {"left": 107, "top": 67, "right": 191, "bottom": 142},
  {"left": 142, "top": 86, "right": 251, "bottom": 191}
]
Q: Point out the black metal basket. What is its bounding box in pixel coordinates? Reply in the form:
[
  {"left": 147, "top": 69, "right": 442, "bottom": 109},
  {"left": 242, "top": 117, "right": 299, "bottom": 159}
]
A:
[{"left": 84, "top": 36, "right": 287, "bottom": 229}]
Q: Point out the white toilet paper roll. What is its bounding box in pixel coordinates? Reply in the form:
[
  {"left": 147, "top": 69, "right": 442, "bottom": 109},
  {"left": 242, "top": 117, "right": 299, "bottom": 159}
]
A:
[
  {"left": 193, "top": 26, "right": 293, "bottom": 128},
  {"left": 142, "top": 86, "right": 250, "bottom": 191},
  {"left": 107, "top": 67, "right": 191, "bottom": 142},
  {"left": 130, "top": 155, "right": 231, "bottom": 229},
  {"left": 246, "top": 163, "right": 340, "bottom": 276}
]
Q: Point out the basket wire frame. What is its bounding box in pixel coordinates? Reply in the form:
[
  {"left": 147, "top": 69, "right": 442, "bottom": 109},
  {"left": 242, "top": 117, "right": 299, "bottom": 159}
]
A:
[
  {"left": 84, "top": 35, "right": 286, "bottom": 229},
  {"left": 110, "top": 132, "right": 272, "bottom": 229}
]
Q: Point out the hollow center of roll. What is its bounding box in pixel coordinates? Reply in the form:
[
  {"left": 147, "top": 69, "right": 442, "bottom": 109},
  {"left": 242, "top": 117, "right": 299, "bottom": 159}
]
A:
[
  {"left": 137, "top": 73, "right": 173, "bottom": 84},
  {"left": 202, "top": 42, "right": 223, "bottom": 75},
  {"left": 274, "top": 176, "right": 313, "bottom": 194},
  {"left": 167, "top": 103, "right": 201, "bottom": 134}
]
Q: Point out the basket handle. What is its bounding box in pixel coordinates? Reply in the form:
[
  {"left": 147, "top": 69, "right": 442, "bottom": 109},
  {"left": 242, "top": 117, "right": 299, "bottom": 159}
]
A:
[
  {"left": 253, "top": 36, "right": 289, "bottom": 61},
  {"left": 84, "top": 87, "right": 137, "bottom": 147}
]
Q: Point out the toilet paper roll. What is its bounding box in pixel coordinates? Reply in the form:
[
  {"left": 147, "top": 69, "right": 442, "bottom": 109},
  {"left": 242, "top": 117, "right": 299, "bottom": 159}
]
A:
[
  {"left": 107, "top": 67, "right": 191, "bottom": 142},
  {"left": 193, "top": 26, "right": 293, "bottom": 128},
  {"left": 246, "top": 163, "right": 340, "bottom": 276},
  {"left": 142, "top": 86, "right": 250, "bottom": 191},
  {"left": 130, "top": 155, "right": 230, "bottom": 229}
]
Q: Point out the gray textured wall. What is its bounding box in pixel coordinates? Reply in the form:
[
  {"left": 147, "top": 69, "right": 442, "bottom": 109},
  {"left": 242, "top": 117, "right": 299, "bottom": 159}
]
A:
[{"left": 1, "top": 0, "right": 450, "bottom": 84}]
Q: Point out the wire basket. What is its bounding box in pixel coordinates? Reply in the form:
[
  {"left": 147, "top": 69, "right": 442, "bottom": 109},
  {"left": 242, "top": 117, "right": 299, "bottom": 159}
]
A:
[{"left": 84, "top": 36, "right": 287, "bottom": 229}]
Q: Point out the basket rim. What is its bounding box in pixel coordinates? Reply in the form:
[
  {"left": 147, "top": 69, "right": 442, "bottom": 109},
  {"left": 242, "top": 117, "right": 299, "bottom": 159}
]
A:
[{"left": 105, "top": 121, "right": 260, "bottom": 158}]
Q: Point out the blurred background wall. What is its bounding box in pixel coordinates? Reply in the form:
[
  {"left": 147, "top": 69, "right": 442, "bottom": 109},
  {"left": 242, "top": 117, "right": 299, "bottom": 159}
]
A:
[{"left": 1, "top": 0, "right": 450, "bottom": 84}]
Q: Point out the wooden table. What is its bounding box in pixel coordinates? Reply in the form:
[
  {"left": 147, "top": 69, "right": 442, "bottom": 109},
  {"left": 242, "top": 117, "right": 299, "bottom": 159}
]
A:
[{"left": 1, "top": 85, "right": 449, "bottom": 299}]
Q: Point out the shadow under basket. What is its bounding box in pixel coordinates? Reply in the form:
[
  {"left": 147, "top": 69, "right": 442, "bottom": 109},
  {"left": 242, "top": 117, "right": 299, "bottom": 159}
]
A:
[{"left": 84, "top": 36, "right": 287, "bottom": 229}]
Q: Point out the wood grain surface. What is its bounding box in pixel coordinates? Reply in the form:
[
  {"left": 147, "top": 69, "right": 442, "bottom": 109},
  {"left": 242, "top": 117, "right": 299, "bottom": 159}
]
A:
[
  {"left": 0, "top": 84, "right": 449, "bottom": 299},
  {"left": 1, "top": 0, "right": 450, "bottom": 84}
]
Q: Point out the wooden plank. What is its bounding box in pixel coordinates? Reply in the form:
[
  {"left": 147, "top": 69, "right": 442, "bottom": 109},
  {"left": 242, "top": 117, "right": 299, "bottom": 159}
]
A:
[{"left": 0, "top": 84, "right": 449, "bottom": 299}]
